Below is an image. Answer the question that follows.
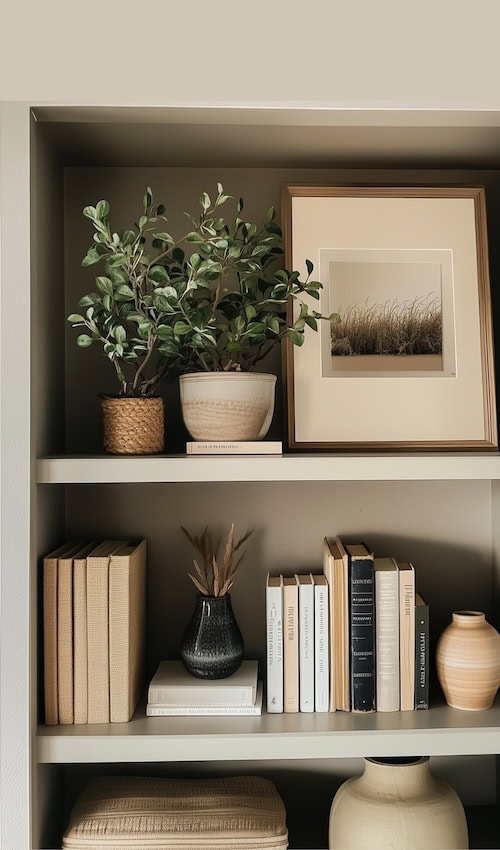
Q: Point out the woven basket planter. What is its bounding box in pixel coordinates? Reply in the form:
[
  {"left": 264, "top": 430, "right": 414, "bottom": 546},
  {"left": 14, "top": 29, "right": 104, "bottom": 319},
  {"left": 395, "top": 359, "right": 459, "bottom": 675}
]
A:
[{"left": 101, "top": 397, "right": 164, "bottom": 455}]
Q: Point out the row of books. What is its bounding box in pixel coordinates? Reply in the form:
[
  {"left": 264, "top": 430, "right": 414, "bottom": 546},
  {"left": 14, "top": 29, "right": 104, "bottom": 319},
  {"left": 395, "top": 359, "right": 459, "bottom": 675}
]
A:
[
  {"left": 146, "top": 660, "right": 263, "bottom": 715},
  {"left": 43, "top": 538, "right": 146, "bottom": 724},
  {"left": 266, "top": 537, "right": 429, "bottom": 714}
]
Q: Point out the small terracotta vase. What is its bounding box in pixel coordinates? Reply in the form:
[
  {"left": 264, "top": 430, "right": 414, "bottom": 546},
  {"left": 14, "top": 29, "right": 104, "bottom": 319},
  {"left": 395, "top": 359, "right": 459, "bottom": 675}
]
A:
[
  {"left": 436, "top": 610, "right": 500, "bottom": 710},
  {"left": 329, "top": 757, "right": 468, "bottom": 849}
]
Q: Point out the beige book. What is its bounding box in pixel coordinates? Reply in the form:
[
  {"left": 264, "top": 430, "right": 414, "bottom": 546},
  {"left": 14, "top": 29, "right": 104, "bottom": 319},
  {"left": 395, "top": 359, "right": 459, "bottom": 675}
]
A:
[
  {"left": 73, "top": 541, "right": 99, "bottom": 725},
  {"left": 323, "top": 537, "right": 350, "bottom": 711},
  {"left": 43, "top": 541, "right": 80, "bottom": 725},
  {"left": 87, "top": 540, "right": 125, "bottom": 724},
  {"left": 374, "top": 557, "right": 400, "bottom": 712},
  {"left": 109, "top": 539, "right": 147, "bottom": 723},
  {"left": 282, "top": 576, "right": 299, "bottom": 713},
  {"left": 398, "top": 560, "right": 416, "bottom": 711},
  {"left": 58, "top": 542, "right": 92, "bottom": 725}
]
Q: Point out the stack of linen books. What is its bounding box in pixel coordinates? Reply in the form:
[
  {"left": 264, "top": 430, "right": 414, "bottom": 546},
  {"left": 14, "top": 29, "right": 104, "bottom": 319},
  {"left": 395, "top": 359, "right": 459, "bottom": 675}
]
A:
[{"left": 146, "top": 660, "right": 262, "bottom": 716}]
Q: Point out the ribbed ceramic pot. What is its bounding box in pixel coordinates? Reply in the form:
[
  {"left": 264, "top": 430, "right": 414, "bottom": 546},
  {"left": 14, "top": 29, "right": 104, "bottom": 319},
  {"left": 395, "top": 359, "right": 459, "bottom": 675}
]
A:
[
  {"left": 101, "top": 397, "right": 164, "bottom": 455},
  {"left": 329, "top": 757, "right": 469, "bottom": 850},
  {"left": 180, "top": 594, "right": 244, "bottom": 679},
  {"left": 436, "top": 610, "right": 500, "bottom": 710},
  {"left": 179, "top": 372, "right": 276, "bottom": 441}
]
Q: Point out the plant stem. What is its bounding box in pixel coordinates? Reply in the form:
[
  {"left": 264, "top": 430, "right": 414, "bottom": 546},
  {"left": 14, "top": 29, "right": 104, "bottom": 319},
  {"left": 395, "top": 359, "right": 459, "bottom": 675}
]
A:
[{"left": 132, "top": 336, "right": 155, "bottom": 392}]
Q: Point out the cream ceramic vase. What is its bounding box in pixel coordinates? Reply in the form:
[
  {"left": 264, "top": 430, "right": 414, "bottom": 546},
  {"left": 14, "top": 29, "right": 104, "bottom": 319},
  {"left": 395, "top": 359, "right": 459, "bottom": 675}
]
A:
[
  {"left": 436, "top": 610, "right": 500, "bottom": 710},
  {"left": 329, "top": 757, "right": 468, "bottom": 850},
  {"left": 179, "top": 372, "right": 277, "bottom": 441}
]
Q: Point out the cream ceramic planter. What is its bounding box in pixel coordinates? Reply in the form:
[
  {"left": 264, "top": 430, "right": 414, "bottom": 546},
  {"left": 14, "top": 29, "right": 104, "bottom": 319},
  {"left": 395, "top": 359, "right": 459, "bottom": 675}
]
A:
[
  {"left": 329, "top": 757, "right": 468, "bottom": 850},
  {"left": 436, "top": 610, "right": 500, "bottom": 710},
  {"left": 179, "top": 372, "right": 277, "bottom": 441}
]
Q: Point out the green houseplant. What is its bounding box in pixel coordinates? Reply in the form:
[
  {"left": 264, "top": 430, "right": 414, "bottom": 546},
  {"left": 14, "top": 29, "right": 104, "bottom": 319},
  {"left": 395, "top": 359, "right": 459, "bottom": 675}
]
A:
[
  {"left": 146, "top": 183, "right": 336, "bottom": 441},
  {"left": 68, "top": 190, "right": 183, "bottom": 453},
  {"left": 69, "top": 185, "right": 337, "bottom": 449}
]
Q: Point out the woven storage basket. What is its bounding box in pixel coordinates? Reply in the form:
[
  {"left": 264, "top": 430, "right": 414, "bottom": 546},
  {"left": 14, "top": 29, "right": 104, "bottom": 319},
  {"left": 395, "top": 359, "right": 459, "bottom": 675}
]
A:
[
  {"left": 101, "top": 397, "right": 164, "bottom": 455},
  {"left": 62, "top": 775, "right": 288, "bottom": 850}
]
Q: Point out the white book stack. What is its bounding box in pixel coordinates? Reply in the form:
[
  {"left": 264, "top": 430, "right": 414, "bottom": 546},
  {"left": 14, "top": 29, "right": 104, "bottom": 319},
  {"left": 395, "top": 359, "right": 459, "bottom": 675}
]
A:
[{"left": 146, "top": 660, "right": 262, "bottom": 716}]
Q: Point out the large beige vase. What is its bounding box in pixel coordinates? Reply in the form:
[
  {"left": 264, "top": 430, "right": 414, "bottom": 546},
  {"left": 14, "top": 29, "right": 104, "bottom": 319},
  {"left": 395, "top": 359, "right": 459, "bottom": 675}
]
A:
[
  {"left": 179, "top": 372, "right": 277, "bottom": 441},
  {"left": 436, "top": 610, "right": 500, "bottom": 710},
  {"left": 329, "top": 757, "right": 468, "bottom": 850}
]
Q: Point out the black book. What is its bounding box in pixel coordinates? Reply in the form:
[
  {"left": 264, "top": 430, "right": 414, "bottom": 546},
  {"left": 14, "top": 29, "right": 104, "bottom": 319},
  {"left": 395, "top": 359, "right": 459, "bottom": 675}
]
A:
[
  {"left": 415, "top": 593, "right": 429, "bottom": 710},
  {"left": 344, "top": 541, "right": 376, "bottom": 712}
]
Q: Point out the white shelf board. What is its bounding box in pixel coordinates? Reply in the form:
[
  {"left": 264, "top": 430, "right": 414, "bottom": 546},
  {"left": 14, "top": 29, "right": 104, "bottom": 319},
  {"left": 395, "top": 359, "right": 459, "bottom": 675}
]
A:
[
  {"left": 37, "top": 700, "right": 500, "bottom": 763},
  {"left": 37, "top": 453, "right": 500, "bottom": 484}
]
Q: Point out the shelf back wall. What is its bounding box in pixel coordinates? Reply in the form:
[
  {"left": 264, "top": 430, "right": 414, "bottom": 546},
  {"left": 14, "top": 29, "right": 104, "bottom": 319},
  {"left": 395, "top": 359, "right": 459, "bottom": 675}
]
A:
[{"left": 65, "top": 479, "right": 493, "bottom": 677}]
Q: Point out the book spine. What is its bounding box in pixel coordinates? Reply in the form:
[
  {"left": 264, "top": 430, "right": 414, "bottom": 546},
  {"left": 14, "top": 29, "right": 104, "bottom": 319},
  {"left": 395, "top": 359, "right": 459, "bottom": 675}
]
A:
[
  {"left": 415, "top": 602, "right": 430, "bottom": 709},
  {"left": 57, "top": 557, "right": 74, "bottom": 725},
  {"left": 322, "top": 543, "right": 336, "bottom": 713},
  {"left": 299, "top": 580, "right": 315, "bottom": 712},
  {"left": 375, "top": 571, "right": 400, "bottom": 712},
  {"left": 43, "top": 558, "right": 58, "bottom": 725},
  {"left": 148, "top": 687, "right": 255, "bottom": 707},
  {"left": 109, "top": 542, "right": 147, "bottom": 723},
  {"left": 350, "top": 557, "right": 375, "bottom": 712},
  {"left": 314, "top": 581, "right": 329, "bottom": 712},
  {"left": 266, "top": 580, "right": 283, "bottom": 713},
  {"left": 73, "top": 558, "right": 88, "bottom": 724},
  {"left": 87, "top": 556, "right": 110, "bottom": 724},
  {"left": 146, "top": 703, "right": 262, "bottom": 716},
  {"left": 400, "top": 568, "right": 416, "bottom": 711},
  {"left": 339, "top": 556, "right": 350, "bottom": 712},
  {"left": 283, "top": 582, "right": 299, "bottom": 713},
  {"left": 187, "top": 441, "right": 282, "bottom": 455}
]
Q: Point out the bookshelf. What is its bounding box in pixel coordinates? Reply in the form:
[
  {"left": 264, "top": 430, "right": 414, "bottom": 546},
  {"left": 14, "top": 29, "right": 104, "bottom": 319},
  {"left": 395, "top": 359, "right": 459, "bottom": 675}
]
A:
[{"left": 2, "top": 102, "right": 500, "bottom": 849}]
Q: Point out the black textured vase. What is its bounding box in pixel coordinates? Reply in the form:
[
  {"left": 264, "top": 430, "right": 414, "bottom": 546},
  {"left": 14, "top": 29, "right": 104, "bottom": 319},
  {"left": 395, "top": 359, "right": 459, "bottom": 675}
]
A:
[{"left": 180, "top": 594, "right": 244, "bottom": 679}]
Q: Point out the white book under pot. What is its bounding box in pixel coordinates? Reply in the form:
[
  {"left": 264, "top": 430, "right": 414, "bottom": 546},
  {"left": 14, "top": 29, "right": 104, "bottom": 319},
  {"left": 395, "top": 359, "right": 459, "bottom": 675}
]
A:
[
  {"left": 296, "top": 574, "right": 315, "bottom": 712},
  {"left": 186, "top": 441, "right": 282, "bottom": 455},
  {"left": 148, "top": 660, "right": 259, "bottom": 707},
  {"left": 374, "top": 557, "right": 400, "bottom": 712}
]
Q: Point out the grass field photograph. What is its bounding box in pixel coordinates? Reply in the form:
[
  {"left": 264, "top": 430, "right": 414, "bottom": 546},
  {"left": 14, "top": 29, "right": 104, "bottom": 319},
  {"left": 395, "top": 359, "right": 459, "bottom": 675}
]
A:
[{"left": 326, "top": 258, "right": 444, "bottom": 375}]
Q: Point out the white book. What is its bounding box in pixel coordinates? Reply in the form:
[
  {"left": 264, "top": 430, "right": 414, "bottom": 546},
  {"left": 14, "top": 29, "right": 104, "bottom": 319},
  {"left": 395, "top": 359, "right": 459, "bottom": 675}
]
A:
[
  {"left": 313, "top": 574, "right": 329, "bottom": 713},
  {"left": 147, "top": 682, "right": 263, "bottom": 716},
  {"left": 296, "top": 574, "right": 314, "bottom": 712},
  {"left": 186, "top": 441, "right": 282, "bottom": 455},
  {"left": 398, "top": 561, "right": 416, "bottom": 711},
  {"left": 148, "top": 660, "right": 258, "bottom": 707},
  {"left": 266, "top": 574, "right": 283, "bottom": 713},
  {"left": 374, "top": 557, "right": 400, "bottom": 712}
]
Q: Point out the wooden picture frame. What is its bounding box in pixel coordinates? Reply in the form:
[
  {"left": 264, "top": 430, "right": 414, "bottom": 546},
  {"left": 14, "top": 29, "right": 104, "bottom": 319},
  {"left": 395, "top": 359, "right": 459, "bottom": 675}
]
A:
[{"left": 283, "top": 185, "right": 497, "bottom": 451}]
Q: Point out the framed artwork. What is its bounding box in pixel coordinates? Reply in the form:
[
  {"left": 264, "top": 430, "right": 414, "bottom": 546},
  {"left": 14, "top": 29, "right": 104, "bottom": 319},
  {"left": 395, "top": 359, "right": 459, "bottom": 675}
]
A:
[{"left": 283, "top": 185, "right": 497, "bottom": 450}]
